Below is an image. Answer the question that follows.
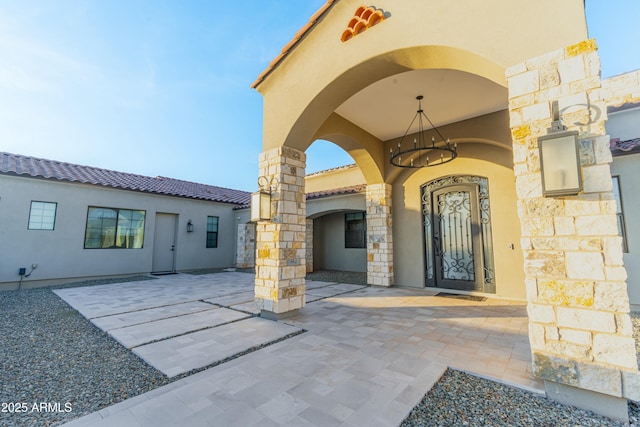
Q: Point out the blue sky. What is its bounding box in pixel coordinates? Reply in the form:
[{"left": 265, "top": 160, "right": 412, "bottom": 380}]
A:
[{"left": 1, "top": 1, "right": 638, "bottom": 191}]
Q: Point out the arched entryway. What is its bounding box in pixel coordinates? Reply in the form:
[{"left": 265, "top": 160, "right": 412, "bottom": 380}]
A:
[
  {"left": 251, "top": 0, "right": 588, "bottom": 318},
  {"left": 248, "top": 1, "right": 640, "bottom": 419}
]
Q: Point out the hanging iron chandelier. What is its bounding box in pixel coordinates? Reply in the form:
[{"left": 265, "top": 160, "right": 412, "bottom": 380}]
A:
[{"left": 389, "top": 95, "right": 458, "bottom": 168}]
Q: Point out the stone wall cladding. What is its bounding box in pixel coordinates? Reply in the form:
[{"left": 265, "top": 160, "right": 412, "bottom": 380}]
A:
[
  {"left": 366, "top": 183, "right": 393, "bottom": 287},
  {"left": 254, "top": 146, "right": 307, "bottom": 315},
  {"left": 236, "top": 222, "right": 256, "bottom": 268},
  {"left": 601, "top": 69, "right": 640, "bottom": 107},
  {"left": 305, "top": 219, "right": 313, "bottom": 273},
  {"left": 507, "top": 39, "right": 638, "bottom": 398}
]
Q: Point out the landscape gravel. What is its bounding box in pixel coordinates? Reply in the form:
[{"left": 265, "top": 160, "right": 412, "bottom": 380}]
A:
[
  {"left": 402, "top": 369, "right": 639, "bottom": 427},
  {"left": 1, "top": 277, "right": 170, "bottom": 427},
  {"left": 1, "top": 274, "right": 638, "bottom": 427}
]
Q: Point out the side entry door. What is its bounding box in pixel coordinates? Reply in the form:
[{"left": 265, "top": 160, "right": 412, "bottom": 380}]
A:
[{"left": 152, "top": 213, "right": 177, "bottom": 273}]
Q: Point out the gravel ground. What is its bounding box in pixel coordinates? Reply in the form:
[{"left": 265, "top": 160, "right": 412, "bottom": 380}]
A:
[
  {"left": 0, "top": 273, "right": 638, "bottom": 427},
  {"left": 402, "top": 369, "right": 639, "bottom": 427},
  {"left": 0, "top": 277, "right": 170, "bottom": 427}
]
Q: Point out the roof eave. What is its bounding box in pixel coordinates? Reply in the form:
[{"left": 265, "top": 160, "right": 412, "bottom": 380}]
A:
[{"left": 250, "top": 0, "right": 337, "bottom": 90}]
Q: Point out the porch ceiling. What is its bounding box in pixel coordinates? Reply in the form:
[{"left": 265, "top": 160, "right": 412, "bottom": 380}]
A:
[{"left": 334, "top": 69, "right": 508, "bottom": 142}]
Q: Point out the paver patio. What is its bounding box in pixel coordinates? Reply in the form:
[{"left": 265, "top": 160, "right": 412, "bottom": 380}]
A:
[{"left": 57, "top": 272, "right": 541, "bottom": 427}]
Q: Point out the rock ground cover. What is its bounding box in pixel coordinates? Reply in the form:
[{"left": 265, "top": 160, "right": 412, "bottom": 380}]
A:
[
  {"left": 0, "top": 273, "right": 638, "bottom": 427},
  {"left": 401, "top": 369, "right": 639, "bottom": 427}
]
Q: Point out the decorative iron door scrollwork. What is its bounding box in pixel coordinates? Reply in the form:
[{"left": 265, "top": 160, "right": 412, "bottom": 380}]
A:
[{"left": 422, "top": 176, "right": 496, "bottom": 293}]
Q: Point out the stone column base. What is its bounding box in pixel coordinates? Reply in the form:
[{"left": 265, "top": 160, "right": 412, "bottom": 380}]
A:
[
  {"left": 260, "top": 309, "right": 300, "bottom": 321},
  {"left": 544, "top": 380, "right": 629, "bottom": 424}
]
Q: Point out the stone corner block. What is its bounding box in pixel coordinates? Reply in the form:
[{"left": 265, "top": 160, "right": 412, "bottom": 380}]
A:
[
  {"left": 532, "top": 352, "right": 578, "bottom": 386},
  {"left": 622, "top": 370, "right": 640, "bottom": 401},
  {"left": 575, "top": 362, "right": 622, "bottom": 397},
  {"left": 593, "top": 334, "right": 638, "bottom": 369}
]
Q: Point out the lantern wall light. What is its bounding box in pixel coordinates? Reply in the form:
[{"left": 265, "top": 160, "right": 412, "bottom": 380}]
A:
[
  {"left": 251, "top": 176, "right": 279, "bottom": 222},
  {"left": 538, "top": 101, "right": 583, "bottom": 197}
]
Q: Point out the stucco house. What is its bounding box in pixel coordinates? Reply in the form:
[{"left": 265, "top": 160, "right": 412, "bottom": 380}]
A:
[
  {"left": 243, "top": 0, "right": 640, "bottom": 419},
  {"left": 0, "top": 152, "right": 250, "bottom": 290},
  {"left": 2, "top": 0, "right": 640, "bottom": 420}
]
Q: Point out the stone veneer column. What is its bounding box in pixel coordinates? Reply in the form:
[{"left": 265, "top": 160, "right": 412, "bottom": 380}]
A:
[
  {"left": 507, "top": 39, "right": 639, "bottom": 417},
  {"left": 305, "top": 219, "right": 313, "bottom": 273},
  {"left": 236, "top": 222, "right": 256, "bottom": 268},
  {"left": 366, "top": 183, "right": 393, "bottom": 286},
  {"left": 254, "top": 146, "right": 306, "bottom": 319}
]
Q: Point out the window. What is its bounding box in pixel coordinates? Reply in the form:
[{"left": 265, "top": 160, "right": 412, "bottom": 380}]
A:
[
  {"left": 29, "top": 201, "right": 57, "bottom": 230},
  {"left": 206, "top": 216, "right": 219, "bottom": 248},
  {"left": 345, "top": 212, "right": 366, "bottom": 248},
  {"left": 84, "top": 207, "right": 145, "bottom": 249},
  {"left": 612, "top": 176, "right": 628, "bottom": 253}
]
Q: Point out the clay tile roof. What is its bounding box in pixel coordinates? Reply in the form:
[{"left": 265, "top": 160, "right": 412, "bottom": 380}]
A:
[
  {"left": 610, "top": 138, "right": 640, "bottom": 156},
  {"left": 251, "top": 0, "right": 337, "bottom": 89},
  {"left": 607, "top": 102, "right": 640, "bottom": 114},
  {"left": 0, "top": 152, "right": 251, "bottom": 206},
  {"left": 306, "top": 184, "right": 366, "bottom": 200},
  {"left": 305, "top": 163, "right": 357, "bottom": 177}
]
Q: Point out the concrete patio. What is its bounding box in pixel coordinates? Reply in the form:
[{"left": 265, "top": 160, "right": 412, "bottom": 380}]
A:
[{"left": 56, "top": 272, "right": 540, "bottom": 426}]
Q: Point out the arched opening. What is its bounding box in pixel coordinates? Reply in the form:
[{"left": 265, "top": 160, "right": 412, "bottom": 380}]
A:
[{"left": 305, "top": 139, "right": 368, "bottom": 277}]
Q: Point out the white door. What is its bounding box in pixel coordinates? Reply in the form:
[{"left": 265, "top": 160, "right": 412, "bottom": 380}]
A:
[{"left": 152, "top": 213, "right": 177, "bottom": 273}]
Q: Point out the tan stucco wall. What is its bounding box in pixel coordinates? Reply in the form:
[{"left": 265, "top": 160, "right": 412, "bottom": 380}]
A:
[
  {"left": 306, "top": 193, "right": 365, "bottom": 218},
  {"left": 610, "top": 154, "right": 640, "bottom": 309},
  {"left": 313, "top": 212, "right": 367, "bottom": 272},
  {"left": 0, "top": 175, "right": 239, "bottom": 289},
  {"left": 392, "top": 149, "right": 525, "bottom": 299},
  {"left": 606, "top": 104, "right": 639, "bottom": 309},
  {"left": 305, "top": 164, "right": 365, "bottom": 193},
  {"left": 256, "top": 0, "right": 587, "bottom": 163},
  {"left": 607, "top": 108, "right": 640, "bottom": 141}
]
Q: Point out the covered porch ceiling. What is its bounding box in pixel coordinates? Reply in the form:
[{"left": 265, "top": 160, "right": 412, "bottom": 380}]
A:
[{"left": 334, "top": 69, "right": 508, "bottom": 142}]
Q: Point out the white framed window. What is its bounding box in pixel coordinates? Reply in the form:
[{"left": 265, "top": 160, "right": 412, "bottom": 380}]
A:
[
  {"left": 28, "top": 201, "right": 57, "bottom": 230},
  {"left": 612, "top": 176, "right": 628, "bottom": 253}
]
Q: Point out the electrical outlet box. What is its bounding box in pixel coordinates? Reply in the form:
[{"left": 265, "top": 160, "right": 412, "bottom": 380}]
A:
[{"left": 19, "top": 267, "right": 26, "bottom": 275}]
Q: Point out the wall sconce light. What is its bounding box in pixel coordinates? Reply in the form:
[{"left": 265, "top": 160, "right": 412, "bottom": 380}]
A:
[
  {"left": 538, "top": 101, "right": 583, "bottom": 197},
  {"left": 251, "top": 176, "right": 279, "bottom": 222},
  {"left": 251, "top": 191, "right": 271, "bottom": 222},
  {"left": 186, "top": 220, "right": 194, "bottom": 232}
]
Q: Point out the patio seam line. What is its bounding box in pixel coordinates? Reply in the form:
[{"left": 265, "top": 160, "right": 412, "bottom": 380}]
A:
[
  {"left": 168, "top": 328, "right": 308, "bottom": 381},
  {"left": 128, "top": 314, "right": 253, "bottom": 349},
  {"left": 84, "top": 290, "right": 255, "bottom": 319},
  {"left": 198, "top": 300, "right": 258, "bottom": 316},
  {"left": 103, "top": 306, "right": 220, "bottom": 331}
]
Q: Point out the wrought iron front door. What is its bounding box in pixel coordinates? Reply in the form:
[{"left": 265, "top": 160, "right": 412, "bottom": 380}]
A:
[{"left": 432, "top": 184, "right": 484, "bottom": 291}]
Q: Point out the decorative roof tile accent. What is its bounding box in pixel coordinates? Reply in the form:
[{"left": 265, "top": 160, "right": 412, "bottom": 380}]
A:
[
  {"left": 340, "top": 5, "right": 386, "bottom": 42},
  {"left": 610, "top": 138, "right": 640, "bottom": 157},
  {"left": 0, "top": 152, "right": 251, "bottom": 206}
]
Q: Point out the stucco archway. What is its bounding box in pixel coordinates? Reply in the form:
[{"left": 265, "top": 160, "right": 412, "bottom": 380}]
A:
[{"left": 251, "top": 0, "right": 588, "bottom": 319}]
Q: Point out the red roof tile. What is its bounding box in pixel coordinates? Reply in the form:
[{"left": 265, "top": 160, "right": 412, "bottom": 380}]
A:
[
  {"left": 306, "top": 184, "right": 366, "bottom": 200},
  {"left": 610, "top": 138, "right": 640, "bottom": 156},
  {"left": 0, "top": 152, "right": 250, "bottom": 206}
]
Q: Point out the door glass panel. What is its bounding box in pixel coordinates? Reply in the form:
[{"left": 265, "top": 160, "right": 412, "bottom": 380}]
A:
[{"left": 437, "top": 190, "right": 475, "bottom": 281}]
